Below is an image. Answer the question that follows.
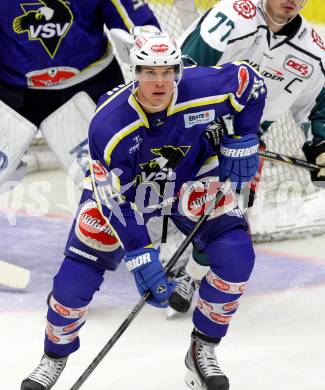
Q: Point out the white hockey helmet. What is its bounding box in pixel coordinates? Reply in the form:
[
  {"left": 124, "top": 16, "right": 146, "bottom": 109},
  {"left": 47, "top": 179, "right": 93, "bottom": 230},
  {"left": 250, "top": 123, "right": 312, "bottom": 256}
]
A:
[{"left": 130, "top": 31, "right": 183, "bottom": 80}]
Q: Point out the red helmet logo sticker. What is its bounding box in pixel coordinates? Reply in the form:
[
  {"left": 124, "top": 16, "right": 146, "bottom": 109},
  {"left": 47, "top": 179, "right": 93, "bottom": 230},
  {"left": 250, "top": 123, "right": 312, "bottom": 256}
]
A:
[
  {"left": 75, "top": 201, "right": 120, "bottom": 252},
  {"left": 236, "top": 65, "right": 249, "bottom": 97},
  {"left": 135, "top": 36, "right": 147, "bottom": 49},
  {"left": 311, "top": 29, "right": 325, "bottom": 51},
  {"left": 233, "top": 0, "right": 257, "bottom": 19},
  {"left": 150, "top": 44, "right": 169, "bottom": 53}
]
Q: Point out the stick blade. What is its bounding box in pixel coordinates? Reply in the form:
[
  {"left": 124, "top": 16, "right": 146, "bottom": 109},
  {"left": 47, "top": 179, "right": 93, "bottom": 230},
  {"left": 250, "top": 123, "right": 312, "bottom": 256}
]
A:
[{"left": 0, "top": 260, "right": 31, "bottom": 289}]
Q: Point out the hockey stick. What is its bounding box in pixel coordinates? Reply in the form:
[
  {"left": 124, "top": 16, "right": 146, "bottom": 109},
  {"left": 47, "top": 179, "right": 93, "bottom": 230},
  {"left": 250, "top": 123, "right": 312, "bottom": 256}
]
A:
[
  {"left": 259, "top": 149, "right": 324, "bottom": 171},
  {"left": 69, "top": 179, "right": 232, "bottom": 390},
  {"left": 0, "top": 260, "right": 30, "bottom": 289}
]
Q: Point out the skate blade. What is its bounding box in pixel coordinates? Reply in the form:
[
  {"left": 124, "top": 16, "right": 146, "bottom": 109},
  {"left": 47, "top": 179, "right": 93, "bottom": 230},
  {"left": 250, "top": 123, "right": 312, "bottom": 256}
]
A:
[
  {"left": 185, "top": 369, "right": 205, "bottom": 390},
  {"left": 166, "top": 307, "right": 178, "bottom": 318}
]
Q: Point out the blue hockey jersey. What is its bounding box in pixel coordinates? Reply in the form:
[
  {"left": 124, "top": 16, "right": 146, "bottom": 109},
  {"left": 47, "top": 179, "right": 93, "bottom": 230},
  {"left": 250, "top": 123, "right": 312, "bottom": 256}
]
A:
[
  {"left": 87, "top": 63, "right": 267, "bottom": 252},
  {"left": 0, "top": 1, "right": 159, "bottom": 87}
]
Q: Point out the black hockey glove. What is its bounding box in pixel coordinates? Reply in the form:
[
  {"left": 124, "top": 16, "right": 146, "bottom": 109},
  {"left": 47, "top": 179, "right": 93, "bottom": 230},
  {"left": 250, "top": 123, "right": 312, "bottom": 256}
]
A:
[
  {"left": 204, "top": 118, "right": 228, "bottom": 153},
  {"left": 302, "top": 140, "right": 325, "bottom": 188}
]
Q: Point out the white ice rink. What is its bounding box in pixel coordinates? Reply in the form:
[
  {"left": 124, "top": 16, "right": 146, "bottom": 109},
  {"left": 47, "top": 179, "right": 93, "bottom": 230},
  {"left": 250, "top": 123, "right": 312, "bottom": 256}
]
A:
[{"left": 1, "top": 168, "right": 325, "bottom": 390}]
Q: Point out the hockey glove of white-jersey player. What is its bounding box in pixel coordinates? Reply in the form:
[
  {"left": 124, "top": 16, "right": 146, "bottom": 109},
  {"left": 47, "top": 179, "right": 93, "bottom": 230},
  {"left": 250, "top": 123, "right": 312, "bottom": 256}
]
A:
[
  {"left": 302, "top": 140, "right": 325, "bottom": 188},
  {"left": 219, "top": 134, "right": 260, "bottom": 190},
  {"left": 124, "top": 247, "right": 175, "bottom": 308}
]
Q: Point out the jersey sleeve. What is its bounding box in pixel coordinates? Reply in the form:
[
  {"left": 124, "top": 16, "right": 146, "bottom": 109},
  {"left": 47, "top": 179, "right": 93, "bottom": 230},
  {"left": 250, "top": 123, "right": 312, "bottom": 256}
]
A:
[
  {"left": 180, "top": 0, "right": 239, "bottom": 66},
  {"left": 88, "top": 117, "right": 152, "bottom": 252},
  {"left": 291, "top": 83, "right": 325, "bottom": 142},
  {"left": 213, "top": 62, "right": 267, "bottom": 136},
  {"left": 309, "top": 86, "right": 325, "bottom": 141},
  {"left": 99, "top": 0, "right": 160, "bottom": 33}
]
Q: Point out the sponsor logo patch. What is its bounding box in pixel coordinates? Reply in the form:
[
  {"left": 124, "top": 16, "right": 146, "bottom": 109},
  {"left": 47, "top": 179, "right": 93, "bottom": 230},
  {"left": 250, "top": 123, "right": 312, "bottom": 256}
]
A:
[
  {"left": 284, "top": 55, "right": 314, "bottom": 79},
  {"left": 75, "top": 201, "right": 120, "bottom": 252},
  {"left": 233, "top": 0, "right": 256, "bottom": 19},
  {"left": 92, "top": 160, "right": 109, "bottom": 182},
  {"left": 26, "top": 66, "right": 79, "bottom": 87},
  {"left": 236, "top": 65, "right": 249, "bottom": 97},
  {"left": 179, "top": 177, "right": 236, "bottom": 222},
  {"left": 184, "top": 110, "right": 215, "bottom": 128}
]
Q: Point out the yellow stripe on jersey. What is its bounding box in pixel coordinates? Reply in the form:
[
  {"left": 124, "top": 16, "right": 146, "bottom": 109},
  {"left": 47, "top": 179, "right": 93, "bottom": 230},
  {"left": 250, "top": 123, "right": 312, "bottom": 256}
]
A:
[
  {"left": 96, "top": 84, "right": 130, "bottom": 114},
  {"left": 195, "top": 155, "right": 219, "bottom": 177},
  {"left": 168, "top": 94, "right": 244, "bottom": 116},
  {"left": 104, "top": 119, "right": 145, "bottom": 165},
  {"left": 111, "top": 0, "right": 135, "bottom": 31},
  {"left": 129, "top": 93, "right": 150, "bottom": 128}
]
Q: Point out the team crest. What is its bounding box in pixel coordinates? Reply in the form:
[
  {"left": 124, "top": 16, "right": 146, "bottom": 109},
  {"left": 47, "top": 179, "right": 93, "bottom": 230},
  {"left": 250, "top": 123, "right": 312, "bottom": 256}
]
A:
[
  {"left": 137, "top": 145, "right": 191, "bottom": 196},
  {"left": 13, "top": 0, "right": 73, "bottom": 58},
  {"left": 311, "top": 29, "right": 325, "bottom": 51},
  {"left": 233, "top": 0, "right": 257, "bottom": 19}
]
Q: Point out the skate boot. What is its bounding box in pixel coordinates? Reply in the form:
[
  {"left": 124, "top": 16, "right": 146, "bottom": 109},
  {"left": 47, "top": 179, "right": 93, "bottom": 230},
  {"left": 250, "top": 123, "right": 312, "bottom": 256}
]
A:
[
  {"left": 21, "top": 353, "right": 68, "bottom": 390},
  {"left": 185, "top": 329, "right": 229, "bottom": 390},
  {"left": 168, "top": 267, "right": 200, "bottom": 313}
]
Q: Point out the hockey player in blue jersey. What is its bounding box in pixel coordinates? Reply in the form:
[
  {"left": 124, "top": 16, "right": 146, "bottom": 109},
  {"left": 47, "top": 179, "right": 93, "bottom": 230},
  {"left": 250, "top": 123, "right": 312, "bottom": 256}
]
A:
[
  {"left": 0, "top": 0, "right": 160, "bottom": 186},
  {"left": 21, "top": 32, "right": 266, "bottom": 390}
]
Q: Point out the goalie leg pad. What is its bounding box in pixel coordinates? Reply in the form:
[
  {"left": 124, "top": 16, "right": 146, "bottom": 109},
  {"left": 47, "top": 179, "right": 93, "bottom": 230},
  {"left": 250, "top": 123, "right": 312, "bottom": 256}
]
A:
[
  {"left": 45, "top": 256, "right": 105, "bottom": 356},
  {"left": 193, "top": 228, "right": 254, "bottom": 339},
  {"left": 0, "top": 100, "right": 37, "bottom": 186},
  {"left": 40, "top": 92, "right": 96, "bottom": 186}
]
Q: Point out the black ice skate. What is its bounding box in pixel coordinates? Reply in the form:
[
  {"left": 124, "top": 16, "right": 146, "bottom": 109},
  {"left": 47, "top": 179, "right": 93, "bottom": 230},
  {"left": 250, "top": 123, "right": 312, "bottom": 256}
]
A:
[
  {"left": 21, "top": 353, "right": 68, "bottom": 390},
  {"left": 185, "top": 329, "right": 229, "bottom": 390},
  {"left": 168, "top": 268, "right": 200, "bottom": 313}
]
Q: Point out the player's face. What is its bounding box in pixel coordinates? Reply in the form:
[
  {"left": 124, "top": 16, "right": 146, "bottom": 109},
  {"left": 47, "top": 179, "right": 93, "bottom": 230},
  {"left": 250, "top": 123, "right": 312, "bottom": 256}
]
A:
[
  {"left": 136, "top": 66, "right": 175, "bottom": 113},
  {"left": 266, "top": 0, "right": 307, "bottom": 23}
]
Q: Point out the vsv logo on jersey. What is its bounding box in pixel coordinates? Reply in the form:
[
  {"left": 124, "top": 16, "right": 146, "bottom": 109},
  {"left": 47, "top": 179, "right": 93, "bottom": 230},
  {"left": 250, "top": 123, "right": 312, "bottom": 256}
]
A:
[
  {"left": 284, "top": 55, "right": 314, "bottom": 79},
  {"left": 13, "top": 0, "right": 73, "bottom": 58},
  {"left": 184, "top": 110, "right": 215, "bottom": 128}
]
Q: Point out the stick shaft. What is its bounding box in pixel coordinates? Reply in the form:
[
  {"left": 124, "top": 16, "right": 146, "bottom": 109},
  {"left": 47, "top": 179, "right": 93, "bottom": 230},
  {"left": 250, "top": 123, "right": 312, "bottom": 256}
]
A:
[{"left": 259, "top": 149, "right": 323, "bottom": 171}]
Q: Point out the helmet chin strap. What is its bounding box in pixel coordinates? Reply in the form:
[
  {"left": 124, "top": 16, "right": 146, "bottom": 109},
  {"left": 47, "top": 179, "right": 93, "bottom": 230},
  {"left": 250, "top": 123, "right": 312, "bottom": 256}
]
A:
[{"left": 260, "top": 0, "right": 304, "bottom": 27}]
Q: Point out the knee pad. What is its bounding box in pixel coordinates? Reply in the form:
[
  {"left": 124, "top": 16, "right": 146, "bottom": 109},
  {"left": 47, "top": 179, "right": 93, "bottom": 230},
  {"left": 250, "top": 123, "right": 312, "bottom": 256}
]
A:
[{"left": 52, "top": 256, "right": 105, "bottom": 307}]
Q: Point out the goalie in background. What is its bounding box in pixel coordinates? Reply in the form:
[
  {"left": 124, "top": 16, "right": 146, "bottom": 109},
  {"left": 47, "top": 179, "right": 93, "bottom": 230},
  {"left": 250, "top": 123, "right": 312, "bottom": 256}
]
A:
[
  {"left": 21, "top": 32, "right": 266, "bottom": 390},
  {"left": 167, "top": 0, "right": 325, "bottom": 315},
  {"left": 0, "top": 0, "right": 160, "bottom": 188}
]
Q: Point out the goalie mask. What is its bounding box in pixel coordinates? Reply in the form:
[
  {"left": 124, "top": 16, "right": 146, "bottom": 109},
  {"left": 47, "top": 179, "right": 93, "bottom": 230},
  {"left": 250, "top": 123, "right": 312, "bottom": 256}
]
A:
[{"left": 130, "top": 32, "right": 183, "bottom": 82}]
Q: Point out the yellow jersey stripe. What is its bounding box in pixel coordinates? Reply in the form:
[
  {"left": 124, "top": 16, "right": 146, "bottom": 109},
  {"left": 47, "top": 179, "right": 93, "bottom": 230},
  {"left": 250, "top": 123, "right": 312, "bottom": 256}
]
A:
[
  {"left": 129, "top": 93, "right": 150, "bottom": 128},
  {"left": 104, "top": 119, "right": 144, "bottom": 165},
  {"left": 168, "top": 94, "right": 244, "bottom": 115},
  {"left": 111, "top": 0, "right": 134, "bottom": 31},
  {"left": 96, "top": 84, "right": 130, "bottom": 114}
]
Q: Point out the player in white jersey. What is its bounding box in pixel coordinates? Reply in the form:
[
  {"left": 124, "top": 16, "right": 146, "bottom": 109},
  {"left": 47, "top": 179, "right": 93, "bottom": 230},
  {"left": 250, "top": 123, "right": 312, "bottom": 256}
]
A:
[{"left": 168, "top": 0, "right": 325, "bottom": 314}]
